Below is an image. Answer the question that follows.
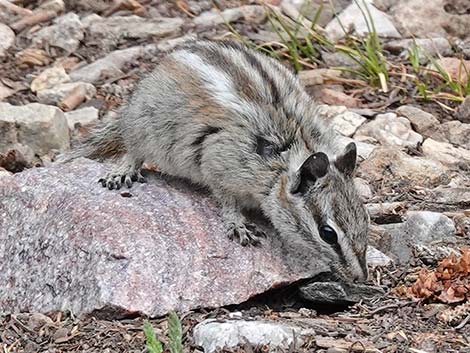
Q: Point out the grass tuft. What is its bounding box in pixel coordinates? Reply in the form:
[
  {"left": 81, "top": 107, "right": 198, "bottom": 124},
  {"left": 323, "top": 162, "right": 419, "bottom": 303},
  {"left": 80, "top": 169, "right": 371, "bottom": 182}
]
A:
[
  {"left": 225, "top": 0, "right": 469, "bottom": 105},
  {"left": 144, "top": 320, "right": 163, "bottom": 353},
  {"left": 168, "top": 312, "right": 183, "bottom": 353},
  {"left": 143, "top": 312, "right": 183, "bottom": 353}
]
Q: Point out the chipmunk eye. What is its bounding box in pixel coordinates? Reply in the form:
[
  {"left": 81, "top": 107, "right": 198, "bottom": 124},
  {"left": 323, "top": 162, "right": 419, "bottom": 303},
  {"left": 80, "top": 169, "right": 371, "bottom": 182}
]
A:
[
  {"left": 319, "top": 225, "right": 338, "bottom": 245},
  {"left": 256, "top": 137, "right": 276, "bottom": 157}
]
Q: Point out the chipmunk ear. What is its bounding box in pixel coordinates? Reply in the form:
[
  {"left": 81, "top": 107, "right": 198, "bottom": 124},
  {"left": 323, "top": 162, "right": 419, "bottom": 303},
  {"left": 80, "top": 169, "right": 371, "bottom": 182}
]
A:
[
  {"left": 335, "top": 142, "right": 357, "bottom": 177},
  {"left": 292, "top": 152, "right": 329, "bottom": 194}
]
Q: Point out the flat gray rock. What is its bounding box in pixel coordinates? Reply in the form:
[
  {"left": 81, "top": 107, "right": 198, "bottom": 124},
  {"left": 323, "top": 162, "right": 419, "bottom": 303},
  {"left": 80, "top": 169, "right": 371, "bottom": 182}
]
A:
[
  {"left": 299, "top": 281, "right": 384, "bottom": 305},
  {"left": 376, "top": 211, "right": 457, "bottom": 264},
  {"left": 0, "top": 159, "right": 326, "bottom": 318}
]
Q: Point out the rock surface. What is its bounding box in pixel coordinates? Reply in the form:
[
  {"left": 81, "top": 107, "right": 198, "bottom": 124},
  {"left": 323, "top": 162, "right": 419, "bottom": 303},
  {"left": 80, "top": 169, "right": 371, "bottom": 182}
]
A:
[
  {"left": 0, "top": 82, "right": 14, "bottom": 101},
  {"left": 70, "top": 46, "right": 154, "bottom": 83},
  {"left": 331, "top": 110, "right": 367, "bottom": 137},
  {"left": 396, "top": 105, "right": 440, "bottom": 138},
  {"left": 439, "top": 121, "right": 470, "bottom": 150},
  {"left": 86, "top": 15, "right": 183, "bottom": 42},
  {"left": 299, "top": 281, "right": 384, "bottom": 305},
  {"left": 456, "top": 95, "right": 470, "bottom": 123},
  {"left": 31, "top": 66, "right": 70, "bottom": 93},
  {"left": 193, "top": 5, "right": 265, "bottom": 28},
  {"left": 325, "top": 1, "right": 401, "bottom": 41},
  {"left": 384, "top": 38, "right": 452, "bottom": 61},
  {"left": 358, "top": 147, "right": 452, "bottom": 188},
  {"left": 0, "top": 103, "right": 70, "bottom": 155},
  {"left": 422, "top": 138, "right": 470, "bottom": 167},
  {"left": 0, "top": 158, "right": 327, "bottom": 318},
  {"left": 32, "top": 13, "right": 84, "bottom": 52},
  {"left": 0, "top": 23, "right": 15, "bottom": 57},
  {"left": 193, "top": 319, "right": 314, "bottom": 353},
  {"left": 389, "top": 0, "right": 470, "bottom": 39},
  {"left": 377, "top": 211, "right": 456, "bottom": 264},
  {"left": 37, "top": 82, "right": 96, "bottom": 105},
  {"left": 366, "top": 246, "right": 393, "bottom": 267},
  {"left": 65, "top": 107, "right": 99, "bottom": 130},
  {"left": 355, "top": 113, "right": 423, "bottom": 148}
]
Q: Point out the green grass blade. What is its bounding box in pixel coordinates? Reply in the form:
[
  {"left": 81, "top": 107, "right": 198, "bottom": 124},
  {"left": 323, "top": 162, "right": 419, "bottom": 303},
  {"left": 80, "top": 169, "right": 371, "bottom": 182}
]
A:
[
  {"left": 168, "top": 312, "right": 183, "bottom": 353},
  {"left": 144, "top": 321, "right": 163, "bottom": 353},
  {"left": 310, "top": 3, "right": 324, "bottom": 30}
]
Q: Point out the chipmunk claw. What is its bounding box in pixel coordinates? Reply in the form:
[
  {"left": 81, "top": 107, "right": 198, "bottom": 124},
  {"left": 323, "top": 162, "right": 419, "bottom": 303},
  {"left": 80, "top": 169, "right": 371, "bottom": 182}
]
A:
[
  {"left": 227, "top": 222, "right": 264, "bottom": 246},
  {"left": 98, "top": 170, "right": 146, "bottom": 190}
]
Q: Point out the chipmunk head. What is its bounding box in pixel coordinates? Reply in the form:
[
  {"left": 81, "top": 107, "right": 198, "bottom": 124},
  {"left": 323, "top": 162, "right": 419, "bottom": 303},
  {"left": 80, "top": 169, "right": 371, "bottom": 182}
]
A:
[{"left": 263, "top": 142, "right": 369, "bottom": 282}]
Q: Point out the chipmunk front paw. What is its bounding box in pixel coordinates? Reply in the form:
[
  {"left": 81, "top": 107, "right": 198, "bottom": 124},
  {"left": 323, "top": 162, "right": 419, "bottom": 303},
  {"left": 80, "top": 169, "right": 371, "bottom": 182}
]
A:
[
  {"left": 226, "top": 222, "right": 265, "bottom": 246},
  {"left": 98, "top": 171, "right": 146, "bottom": 190}
]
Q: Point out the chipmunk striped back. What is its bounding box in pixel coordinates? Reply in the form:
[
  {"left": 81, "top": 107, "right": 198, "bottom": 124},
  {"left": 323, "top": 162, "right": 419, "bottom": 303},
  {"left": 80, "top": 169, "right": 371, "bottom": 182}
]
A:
[{"left": 78, "top": 40, "right": 369, "bottom": 282}]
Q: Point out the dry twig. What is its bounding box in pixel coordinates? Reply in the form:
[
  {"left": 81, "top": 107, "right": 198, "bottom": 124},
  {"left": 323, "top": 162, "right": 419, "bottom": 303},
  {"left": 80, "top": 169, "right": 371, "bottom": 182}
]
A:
[
  {"left": 10, "top": 10, "right": 56, "bottom": 32},
  {"left": 0, "top": 0, "right": 32, "bottom": 16}
]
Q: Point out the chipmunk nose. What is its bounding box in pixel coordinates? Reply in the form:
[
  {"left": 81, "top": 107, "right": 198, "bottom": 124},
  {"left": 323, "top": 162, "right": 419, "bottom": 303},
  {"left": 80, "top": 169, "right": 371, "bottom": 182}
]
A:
[{"left": 352, "top": 264, "right": 369, "bottom": 283}]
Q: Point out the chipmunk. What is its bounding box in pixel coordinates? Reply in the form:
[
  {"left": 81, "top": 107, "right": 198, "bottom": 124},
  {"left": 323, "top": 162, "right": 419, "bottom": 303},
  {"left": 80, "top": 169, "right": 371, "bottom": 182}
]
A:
[{"left": 78, "top": 40, "right": 369, "bottom": 282}]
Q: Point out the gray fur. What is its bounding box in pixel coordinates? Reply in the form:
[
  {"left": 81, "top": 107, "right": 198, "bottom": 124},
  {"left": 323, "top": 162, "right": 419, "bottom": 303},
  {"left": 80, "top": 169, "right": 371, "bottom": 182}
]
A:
[{"left": 80, "top": 40, "right": 369, "bottom": 282}]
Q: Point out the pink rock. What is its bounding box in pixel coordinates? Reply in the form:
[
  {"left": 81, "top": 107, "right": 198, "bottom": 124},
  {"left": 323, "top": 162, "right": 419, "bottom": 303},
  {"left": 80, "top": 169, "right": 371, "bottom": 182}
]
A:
[
  {"left": 0, "top": 159, "right": 325, "bottom": 318},
  {"left": 320, "top": 88, "right": 359, "bottom": 108},
  {"left": 434, "top": 58, "right": 470, "bottom": 84}
]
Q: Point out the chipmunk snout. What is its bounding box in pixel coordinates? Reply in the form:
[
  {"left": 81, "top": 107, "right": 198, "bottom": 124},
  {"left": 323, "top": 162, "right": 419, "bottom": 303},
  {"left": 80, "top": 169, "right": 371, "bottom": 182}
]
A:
[{"left": 351, "top": 265, "right": 369, "bottom": 283}]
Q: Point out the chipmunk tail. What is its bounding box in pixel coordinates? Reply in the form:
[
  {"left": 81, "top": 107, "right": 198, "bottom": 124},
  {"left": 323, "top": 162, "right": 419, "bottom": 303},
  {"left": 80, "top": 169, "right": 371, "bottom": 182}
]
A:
[{"left": 56, "top": 118, "right": 126, "bottom": 164}]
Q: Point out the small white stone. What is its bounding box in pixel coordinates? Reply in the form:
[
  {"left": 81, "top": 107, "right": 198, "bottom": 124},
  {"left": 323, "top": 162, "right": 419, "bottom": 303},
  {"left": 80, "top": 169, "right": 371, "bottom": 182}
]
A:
[
  {"left": 32, "top": 13, "right": 84, "bottom": 52},
  {"left": 422, "top": 138, "right": 470, "bottom": 167},
  {"left": 37, "top": 82, "right": 96, "bottom": 105},
  {"left": 31, "top": 66, "right": 70, "bottom": 93},
  {"left": 65, "top": 107, "right": 99, "bottom": 130},
  {"left": 298, "top": 69, "right": 342, "bottom": 87},
  {"left": 70, "top": 46, "right": 148, "bottom": 83},
  {"left": 355, "top": 112, "right": 423, "bottom": 148},
  {"left": 0, "top": 23, "right": 15, "bottom": 57},
  {"left": 87, "top": 15, "right": 183, "bottom": 41},
  {"left": 193, "top": 5, "right": 265, "bottom": 28},
  {"left": 0, "top": 103, "right": 70, "bottom": 155},
  {"left": 0, "top": 168, "right": 12, "bottom": 177},
  {"left": 366, "top": 246, "right": 392, "bottom": 267},
  {"left": 354, "top": 177, "right": 373, "bottom": 200},
  {"left": 325, "top": 1, "right": 401, "bottom": 41},
  {"left": 396, "top": 105, "right": 440, "bottom": 136},
  {"left": 193, "top": 319, "right": 314, "bottom": 353},
  {"left": 332, "top": 111, "right": 367, "bottom": 137},
  {"left": 39, "top": 0, "right": 64, "bottom": 12},
  {"left": 439, "top": 121, "right": 470, "bottom": 150}
]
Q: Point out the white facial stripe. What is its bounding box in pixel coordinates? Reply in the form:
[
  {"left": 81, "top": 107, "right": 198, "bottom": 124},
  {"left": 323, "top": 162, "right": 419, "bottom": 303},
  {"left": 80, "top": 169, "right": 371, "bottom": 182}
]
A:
[{"left": 171, "top": 50, "right": 251, "bottom": 115}]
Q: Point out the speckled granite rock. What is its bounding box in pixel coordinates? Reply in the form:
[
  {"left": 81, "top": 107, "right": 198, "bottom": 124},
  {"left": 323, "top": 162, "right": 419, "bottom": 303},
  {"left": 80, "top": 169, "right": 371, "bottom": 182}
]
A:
[{"left": 0, "top": 158, "right": 326, "bottom": 318}]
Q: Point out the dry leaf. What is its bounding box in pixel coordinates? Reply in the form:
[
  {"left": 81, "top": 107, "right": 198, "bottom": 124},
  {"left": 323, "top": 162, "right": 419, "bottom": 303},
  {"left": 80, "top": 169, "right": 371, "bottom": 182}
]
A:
[{"left": 402, "top": 248, "right": 470, "bottom": 304}]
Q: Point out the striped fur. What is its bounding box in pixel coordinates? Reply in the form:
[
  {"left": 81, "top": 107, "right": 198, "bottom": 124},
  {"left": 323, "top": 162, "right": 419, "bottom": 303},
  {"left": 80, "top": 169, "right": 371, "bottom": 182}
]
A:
[{"left": 80, "top": 40, "right": 369, "bottom": 282}]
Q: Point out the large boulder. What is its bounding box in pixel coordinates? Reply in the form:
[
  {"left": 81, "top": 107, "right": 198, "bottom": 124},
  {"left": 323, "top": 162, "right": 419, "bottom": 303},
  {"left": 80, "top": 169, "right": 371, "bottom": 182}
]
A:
[{"left": 0, "top": 159, "right": 327, "bottom": 318}]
